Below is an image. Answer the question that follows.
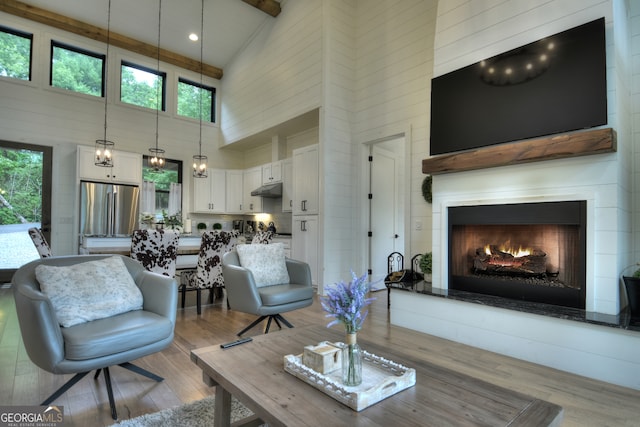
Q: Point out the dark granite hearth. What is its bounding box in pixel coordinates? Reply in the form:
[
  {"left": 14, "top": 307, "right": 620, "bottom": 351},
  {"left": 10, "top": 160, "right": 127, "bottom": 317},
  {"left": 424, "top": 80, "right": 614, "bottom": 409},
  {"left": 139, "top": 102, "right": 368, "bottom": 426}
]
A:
[{"left": 386, "top": 281, "right": 640, "bottom": 332}]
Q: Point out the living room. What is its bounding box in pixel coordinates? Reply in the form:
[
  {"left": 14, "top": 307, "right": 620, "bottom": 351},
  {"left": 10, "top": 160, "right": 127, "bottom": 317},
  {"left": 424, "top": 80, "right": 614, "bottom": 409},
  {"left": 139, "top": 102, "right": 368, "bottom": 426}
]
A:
[{"left": 2, "top": 0, "right": 640, "bottom": 423}]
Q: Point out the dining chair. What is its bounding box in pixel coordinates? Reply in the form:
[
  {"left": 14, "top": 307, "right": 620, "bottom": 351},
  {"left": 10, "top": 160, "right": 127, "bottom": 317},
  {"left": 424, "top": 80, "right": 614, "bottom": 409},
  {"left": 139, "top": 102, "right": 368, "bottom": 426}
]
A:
[
  {"left": 28, "top": 227, "right": 52, "bottom": 258},
  {"left": 251, "top": 230, "right": 273, "bottom": 244},
  {"left": 130, "top": 229, "right": 180, "bottom": 277},
  {"left": 179, "top": 230, "right": 240, "bottom": 314}
]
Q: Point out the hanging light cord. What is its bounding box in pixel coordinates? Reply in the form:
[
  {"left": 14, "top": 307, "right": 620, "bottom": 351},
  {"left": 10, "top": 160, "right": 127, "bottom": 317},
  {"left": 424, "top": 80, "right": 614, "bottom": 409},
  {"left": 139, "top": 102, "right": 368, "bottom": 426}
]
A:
[
  {"left": 155, "top": 0, "right": 161, "bottom": 151},
  {"left": 198, "top": 0, "right": 204, "bottom": 157},
  {"left": 103, "top": 0, "right": 112, "bottom": 142}
]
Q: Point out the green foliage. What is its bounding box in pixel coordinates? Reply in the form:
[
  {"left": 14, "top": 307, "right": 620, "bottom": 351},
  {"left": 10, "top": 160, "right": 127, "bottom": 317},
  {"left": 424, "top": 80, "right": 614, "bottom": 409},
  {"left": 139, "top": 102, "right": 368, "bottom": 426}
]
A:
[
  {"left": 422, "top": 175, "right": 432, "bottom": 204},
  {"left": 419, "top": 252, "right": 432, "bottom": 274},
  {"left": 51, "top": 45, "right": 103, "bottom": 96},
  {"left": 633, "top": 268, "right": 640, "bottom": 278},
  {"left": 120, "top": 65, "right": 163, "bottom": 110},
  {"left": 0, "top": 148, "right": 42, "bottom": 224},
  {"left": 213, "top": 223, "right": 222, "bottom": 230},
  {"left": 0, "top": 30, "right": 31, "bottom": 80},
  {"left": 197, "top": 222, "right": 207, "bottom": 230},
  {"left": 177, "top": 80, "right": 213, "bottom": 121}
]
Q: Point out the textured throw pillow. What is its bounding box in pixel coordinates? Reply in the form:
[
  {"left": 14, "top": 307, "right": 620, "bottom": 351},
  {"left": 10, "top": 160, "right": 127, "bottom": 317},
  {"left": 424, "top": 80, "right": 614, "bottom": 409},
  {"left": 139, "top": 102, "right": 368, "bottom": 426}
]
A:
[
  {"left": 236, "top": 242, "right": 290, "bottom": 287},
  {"left": 35, "top": 256, "right": 143, "bottom": 327}
]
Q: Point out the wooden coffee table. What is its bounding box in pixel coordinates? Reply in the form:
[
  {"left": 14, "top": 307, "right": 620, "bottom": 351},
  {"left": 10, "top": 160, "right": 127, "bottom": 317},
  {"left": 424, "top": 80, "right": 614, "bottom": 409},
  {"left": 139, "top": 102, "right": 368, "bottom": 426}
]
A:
[{"left": 190, "top": 324, "right": 563, "bottom": 427}]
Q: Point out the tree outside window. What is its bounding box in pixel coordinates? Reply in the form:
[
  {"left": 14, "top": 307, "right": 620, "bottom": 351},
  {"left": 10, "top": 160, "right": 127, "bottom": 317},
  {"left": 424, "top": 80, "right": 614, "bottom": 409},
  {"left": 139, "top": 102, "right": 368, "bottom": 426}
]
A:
[
  {"left": 0, "top": 26, "right": 32, "bottom": 80},
  {"left": 177, "top": 78, "right": 215, "bottom": 122},
  {"left": 50, "top": 41, "right": 104, "bottom": 96},
  {"left": 121, "top": 61, "right": 165, "bottom": 110}
]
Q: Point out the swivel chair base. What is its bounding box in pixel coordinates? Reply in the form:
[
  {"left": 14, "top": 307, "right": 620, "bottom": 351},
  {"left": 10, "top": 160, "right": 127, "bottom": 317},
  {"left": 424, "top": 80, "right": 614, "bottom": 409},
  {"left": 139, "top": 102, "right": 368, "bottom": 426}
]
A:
[
  {"left": 41, "top": 362, "right": 163, "bottom": 420},
  {"left": 237, "top": 313, "right": 294, "bottom": 336}
]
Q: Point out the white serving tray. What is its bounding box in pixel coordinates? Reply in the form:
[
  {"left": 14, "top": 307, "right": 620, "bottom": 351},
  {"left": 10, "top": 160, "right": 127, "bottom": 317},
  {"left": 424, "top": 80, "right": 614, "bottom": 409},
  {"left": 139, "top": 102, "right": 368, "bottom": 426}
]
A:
[{"left": 284, "top": 346, "right": 416, "bottom": 411}]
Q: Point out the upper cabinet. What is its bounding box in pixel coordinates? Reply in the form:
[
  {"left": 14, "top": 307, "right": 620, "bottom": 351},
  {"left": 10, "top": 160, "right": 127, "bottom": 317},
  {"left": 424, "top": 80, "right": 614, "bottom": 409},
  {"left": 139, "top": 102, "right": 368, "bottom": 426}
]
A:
[
  {"left": 225, "top": 169, "right": 244, "bottom": 214},
  {"left": 243, "top": 166, "right": 263, "bottom": 213},
  {"left": 282, "top": 159, "right": 293, "bottom": 212},
  {"left": 192, "top": 168, "right": 226, "bottom": 213},
  {"left": 262, "top": 160, "right": 282, "bottom": 184},
  {"left": 292, "top": 144, "right": 319, "bottom": 215},
  {"left": 77, "top": 145, "right": 141, "bottom": 185}
]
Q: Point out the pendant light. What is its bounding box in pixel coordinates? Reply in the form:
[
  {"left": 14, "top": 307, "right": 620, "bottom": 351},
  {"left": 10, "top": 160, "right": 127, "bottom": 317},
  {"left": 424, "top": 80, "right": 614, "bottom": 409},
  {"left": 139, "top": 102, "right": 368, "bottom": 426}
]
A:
[
  {"left": 192, "top": 0, "right": 208, "bottom": 178},
  {"left": 148, "top": 0, "right": 165, "bottom": 171},
  {"left": 95, "top": 0, "right": 115, "bottom": 167}
]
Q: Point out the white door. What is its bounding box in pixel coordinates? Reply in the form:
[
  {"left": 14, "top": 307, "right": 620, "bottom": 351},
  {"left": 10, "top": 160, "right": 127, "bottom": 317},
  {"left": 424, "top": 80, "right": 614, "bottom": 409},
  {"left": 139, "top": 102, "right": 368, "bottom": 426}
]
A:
[{"left": 369, "top": 139, "right": 404, "bottom": 283}]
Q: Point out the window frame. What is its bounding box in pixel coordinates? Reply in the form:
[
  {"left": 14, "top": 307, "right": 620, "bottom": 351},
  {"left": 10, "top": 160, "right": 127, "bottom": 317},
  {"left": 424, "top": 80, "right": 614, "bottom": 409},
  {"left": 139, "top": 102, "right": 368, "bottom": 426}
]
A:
[
  {"left": 177, "top": 77, "right": 216, "bottom": 123},
  {"left": 142, "top": 155, "right": 183, "bottom": 215},
  {"left": 49, "top": 40, "right": 106, "bottom": 97},
  {"left": 0, "top": 25, "right": 34, "bottom": 81},
  {"left": 120, "top": 60, "right": 167, "bottom": 111}
]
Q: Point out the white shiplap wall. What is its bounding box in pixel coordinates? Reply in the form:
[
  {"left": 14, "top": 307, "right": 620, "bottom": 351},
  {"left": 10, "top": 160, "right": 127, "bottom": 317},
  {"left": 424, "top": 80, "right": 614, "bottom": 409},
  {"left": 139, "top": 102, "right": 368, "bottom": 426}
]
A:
[
  {"left": 391, "top": 0, "right": 640, "bottom": 390},
  {"left": 319, "top": 0, "right": 357, "bottom": 291},
  {"left": 353, "top": 0, "right": 438, "bottom": 264},
  {"left": 220, "top": 0, "right": 323, "bottom": 146}
]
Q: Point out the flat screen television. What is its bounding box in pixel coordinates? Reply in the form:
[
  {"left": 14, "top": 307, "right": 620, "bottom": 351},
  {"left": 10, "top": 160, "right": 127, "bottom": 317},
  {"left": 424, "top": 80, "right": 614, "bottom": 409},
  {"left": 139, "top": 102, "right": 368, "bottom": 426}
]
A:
[{"left": 429, "top": 17, "right": 607, "bottom": 156}]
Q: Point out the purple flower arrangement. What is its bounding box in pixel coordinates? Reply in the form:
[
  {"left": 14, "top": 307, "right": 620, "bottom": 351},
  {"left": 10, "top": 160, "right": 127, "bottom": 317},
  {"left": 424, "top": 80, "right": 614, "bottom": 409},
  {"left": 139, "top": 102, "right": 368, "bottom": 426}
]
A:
[{"left": 321, "top": 271, "right": 376, "bottom": 334}]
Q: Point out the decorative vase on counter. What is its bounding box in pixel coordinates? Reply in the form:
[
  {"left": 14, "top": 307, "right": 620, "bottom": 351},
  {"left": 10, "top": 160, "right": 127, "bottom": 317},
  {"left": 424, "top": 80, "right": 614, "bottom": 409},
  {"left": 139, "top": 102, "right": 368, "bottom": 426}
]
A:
[{"left": 342, "top": 332, "right": 362, "bottom": 386}]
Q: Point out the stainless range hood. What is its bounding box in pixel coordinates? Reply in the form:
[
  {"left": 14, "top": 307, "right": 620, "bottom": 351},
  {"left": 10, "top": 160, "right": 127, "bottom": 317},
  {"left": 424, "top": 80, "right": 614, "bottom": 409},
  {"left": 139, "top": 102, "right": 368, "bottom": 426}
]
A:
[{"left": 251, "top": 182, "right": 282, "bottom": 198}]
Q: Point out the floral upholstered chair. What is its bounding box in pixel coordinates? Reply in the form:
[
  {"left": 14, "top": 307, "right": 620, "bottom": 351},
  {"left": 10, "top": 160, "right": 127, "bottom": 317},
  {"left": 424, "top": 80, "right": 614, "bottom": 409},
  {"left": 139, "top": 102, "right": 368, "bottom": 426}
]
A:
[
  {"left": 130, "top": 229, "right": 180, "bottom": 277},
  {"left": 251, "top": 230, "right": 273, "bottom": 244},
  {"left": 28, "top": 227, "right": 52, "bottom": 258},
  {"left": 179, "top": 229, "right": 240, "bottom": 314}
]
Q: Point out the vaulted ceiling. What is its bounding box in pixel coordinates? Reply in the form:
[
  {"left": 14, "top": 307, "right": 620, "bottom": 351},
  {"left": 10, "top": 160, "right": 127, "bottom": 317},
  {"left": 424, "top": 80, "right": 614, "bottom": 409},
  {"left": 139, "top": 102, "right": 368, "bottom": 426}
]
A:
[{"left": 0, "top": 0, "right": 282, "bottom": 79}]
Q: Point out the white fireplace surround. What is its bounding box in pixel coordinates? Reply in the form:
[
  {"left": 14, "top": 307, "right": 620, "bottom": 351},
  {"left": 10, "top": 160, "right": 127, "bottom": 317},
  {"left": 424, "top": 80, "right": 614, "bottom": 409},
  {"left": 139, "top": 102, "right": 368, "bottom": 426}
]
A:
[
  {"left": 430, "top": 155, "right": 619, "bottom": 315},
  {"left": 391, "top": 154, "right": 640, "bottom": 390}
]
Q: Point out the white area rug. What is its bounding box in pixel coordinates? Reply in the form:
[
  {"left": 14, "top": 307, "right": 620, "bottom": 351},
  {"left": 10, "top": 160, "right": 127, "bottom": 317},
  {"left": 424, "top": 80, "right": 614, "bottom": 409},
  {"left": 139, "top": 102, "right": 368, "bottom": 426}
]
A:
[{"left": 112, "top": 395, "right": 254, "bottom": 427}]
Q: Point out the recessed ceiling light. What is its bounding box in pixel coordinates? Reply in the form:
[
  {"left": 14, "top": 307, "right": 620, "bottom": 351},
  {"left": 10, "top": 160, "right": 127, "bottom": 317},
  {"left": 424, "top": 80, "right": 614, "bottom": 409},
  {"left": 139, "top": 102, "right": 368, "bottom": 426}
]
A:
[{"left": 189, "top": 33, "right": 199, "bottom": 41}]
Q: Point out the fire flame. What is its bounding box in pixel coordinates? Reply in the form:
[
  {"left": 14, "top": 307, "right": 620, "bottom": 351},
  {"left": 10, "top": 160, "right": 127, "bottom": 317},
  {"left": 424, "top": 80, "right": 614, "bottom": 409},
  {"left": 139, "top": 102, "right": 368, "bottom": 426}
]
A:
[{"left": 484, "top": 244, "right": 531, "bottom": 258}]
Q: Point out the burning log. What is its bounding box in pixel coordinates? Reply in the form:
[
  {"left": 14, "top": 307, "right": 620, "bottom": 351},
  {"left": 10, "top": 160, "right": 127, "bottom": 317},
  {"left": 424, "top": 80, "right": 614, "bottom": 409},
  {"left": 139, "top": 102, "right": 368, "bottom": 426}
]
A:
[{"left": 474, "top": 245, "right": 547, "bottom": 277}]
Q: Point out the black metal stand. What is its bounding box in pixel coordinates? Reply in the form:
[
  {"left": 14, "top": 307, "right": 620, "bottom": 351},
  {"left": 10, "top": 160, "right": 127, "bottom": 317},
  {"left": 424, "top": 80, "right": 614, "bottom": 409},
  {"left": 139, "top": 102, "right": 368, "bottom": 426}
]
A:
[
  {"left": 40, "top": 363, "right": 164, "bottom": 420},
  {"left": 237, "top": 314, "right": 294, "bottom": 336}
]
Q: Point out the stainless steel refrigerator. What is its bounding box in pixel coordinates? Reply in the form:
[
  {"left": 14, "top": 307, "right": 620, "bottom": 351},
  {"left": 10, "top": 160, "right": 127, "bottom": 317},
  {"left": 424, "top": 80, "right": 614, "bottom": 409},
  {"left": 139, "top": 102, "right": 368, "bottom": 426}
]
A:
[{"left": 79, "top": 181, "right": 140, "bottom": 236}]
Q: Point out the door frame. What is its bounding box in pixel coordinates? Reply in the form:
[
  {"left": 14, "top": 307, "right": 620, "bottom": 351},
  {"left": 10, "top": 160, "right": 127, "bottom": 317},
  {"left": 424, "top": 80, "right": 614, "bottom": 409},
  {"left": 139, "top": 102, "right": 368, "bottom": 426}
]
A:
[
  {"left": 0, "top": 140, "right": 52, "bottom": 283},
  {"left": 359, "top": 130, "right": 411, "bottom": 280}
]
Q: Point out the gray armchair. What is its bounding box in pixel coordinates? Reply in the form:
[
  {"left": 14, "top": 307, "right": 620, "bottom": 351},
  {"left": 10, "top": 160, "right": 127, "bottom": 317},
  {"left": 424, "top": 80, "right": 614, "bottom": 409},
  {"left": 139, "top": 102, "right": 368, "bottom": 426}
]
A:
[
  {"left": 222, "top": 250, "right": 313, "bottom": 336},
  {"left": 12, "top": 254, "right": 177, "bottom": 420}
]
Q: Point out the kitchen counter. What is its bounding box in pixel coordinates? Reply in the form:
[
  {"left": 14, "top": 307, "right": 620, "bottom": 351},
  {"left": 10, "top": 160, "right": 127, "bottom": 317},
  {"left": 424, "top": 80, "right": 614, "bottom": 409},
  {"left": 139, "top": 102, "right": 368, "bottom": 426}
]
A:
[
  {"left": 80, "top": 235, "right": 201, "bottom": 269},
  {"left": 80, "top": 233, "right": 292, "bottom": 268}
]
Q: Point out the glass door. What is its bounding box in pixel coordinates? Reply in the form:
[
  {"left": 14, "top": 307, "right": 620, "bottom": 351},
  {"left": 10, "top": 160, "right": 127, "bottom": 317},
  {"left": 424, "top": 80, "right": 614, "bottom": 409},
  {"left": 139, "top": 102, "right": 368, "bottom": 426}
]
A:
[{"left": 0, "top": 141, "right": 52, "bottom": 283}]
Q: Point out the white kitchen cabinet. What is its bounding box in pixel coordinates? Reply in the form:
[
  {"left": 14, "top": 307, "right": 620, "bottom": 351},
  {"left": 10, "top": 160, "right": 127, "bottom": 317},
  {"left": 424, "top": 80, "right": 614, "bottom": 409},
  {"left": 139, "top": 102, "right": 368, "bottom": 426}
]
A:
[
  {"left": 292, "top": 144, "right": 319, "bottom": 215},
  {"left": 77, "top": 145, "right": 141, "bottom": 185},
  {"left": 243, "top": 166, "right": 263, "bottom": 213},
  {"left": 282, "top": 158, "right": 293, "bottom": 212},
  {"left": 225, "top": 169, "right": 244, "bottom": 214},
  {"left": 292, "top": 215, "right": 318, "bottom": 285},
  {"left": 192, "top": 168, "right": 226, "bottom": 213},
  {"left": 262, "top": 160, "right": 282, "bottom": 184}
]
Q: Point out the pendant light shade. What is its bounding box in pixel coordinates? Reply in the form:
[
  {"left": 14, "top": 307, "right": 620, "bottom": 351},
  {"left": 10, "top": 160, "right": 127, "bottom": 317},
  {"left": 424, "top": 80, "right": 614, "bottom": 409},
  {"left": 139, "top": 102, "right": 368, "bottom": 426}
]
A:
[
  {"left": 95, "top": 139, "right": 114, "bottom": 166},
  {"left": 95, "top": 0, "right": 115, "bottom": 167},
  {"left": 149, "top": 0, "right": 165, "bottom": 172},
  {"left": 192, "top": 154, "right": 208, "bottom": 178},
  {"left": 193, "top": 0, "right": 207, "bottom": 178}
]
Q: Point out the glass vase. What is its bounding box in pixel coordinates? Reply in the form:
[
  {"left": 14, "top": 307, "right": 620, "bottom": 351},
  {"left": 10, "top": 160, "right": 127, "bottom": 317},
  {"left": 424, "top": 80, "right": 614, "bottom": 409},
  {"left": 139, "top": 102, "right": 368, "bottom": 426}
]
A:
[{"left": 342, "top": 332, "right": 362, "bottom": 386}]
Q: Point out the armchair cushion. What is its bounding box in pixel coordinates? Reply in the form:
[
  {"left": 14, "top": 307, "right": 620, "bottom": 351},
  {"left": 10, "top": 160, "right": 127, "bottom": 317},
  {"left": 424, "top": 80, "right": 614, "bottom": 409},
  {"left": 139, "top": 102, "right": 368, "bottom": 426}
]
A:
[
  {"left": 35, "top": 256, "right": 143, "bottom": 327},
  {"left": 236, "top": 243, "right": 290, "bottom": 287}
]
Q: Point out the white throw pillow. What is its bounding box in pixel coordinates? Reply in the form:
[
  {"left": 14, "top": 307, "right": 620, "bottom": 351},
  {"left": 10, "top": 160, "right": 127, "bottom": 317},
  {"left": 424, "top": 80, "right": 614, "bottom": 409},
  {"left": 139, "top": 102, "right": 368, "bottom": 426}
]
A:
[
  {"left": 35, "top": 256, "right": 143, "bottom": 327},
  {"left": 236, "top": 243, "right": 290, "bottom": 287}
]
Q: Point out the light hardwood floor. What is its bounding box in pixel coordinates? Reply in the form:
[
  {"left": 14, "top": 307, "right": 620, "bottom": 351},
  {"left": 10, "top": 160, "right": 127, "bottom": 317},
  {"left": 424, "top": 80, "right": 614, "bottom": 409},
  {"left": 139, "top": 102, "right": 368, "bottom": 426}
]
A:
[{"left": 1, "top": 285, "right": 639, "bottom": 426}]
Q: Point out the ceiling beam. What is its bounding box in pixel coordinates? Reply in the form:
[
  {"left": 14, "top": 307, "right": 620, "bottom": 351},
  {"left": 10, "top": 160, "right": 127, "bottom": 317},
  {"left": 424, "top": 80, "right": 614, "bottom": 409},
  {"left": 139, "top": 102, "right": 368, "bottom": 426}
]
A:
[
  {"left": 0, "top": 0, "right": 224, "bottom": 79},
  {"left": 242, "top": 0, "right": 281, "bottom": 17}
]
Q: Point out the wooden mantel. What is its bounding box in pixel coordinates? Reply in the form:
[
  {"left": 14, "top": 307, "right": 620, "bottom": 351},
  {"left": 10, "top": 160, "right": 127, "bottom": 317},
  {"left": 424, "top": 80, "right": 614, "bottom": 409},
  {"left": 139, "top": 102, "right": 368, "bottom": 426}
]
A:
[{"left": 422, "top": 128, "right": 616, "bottom": 175}]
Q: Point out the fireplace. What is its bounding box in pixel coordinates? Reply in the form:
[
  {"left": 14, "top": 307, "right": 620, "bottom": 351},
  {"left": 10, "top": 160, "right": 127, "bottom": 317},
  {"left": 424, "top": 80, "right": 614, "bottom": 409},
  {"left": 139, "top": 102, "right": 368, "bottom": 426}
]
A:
[{"left": 448, "top": 201, "right": 586, "bottom": 309}]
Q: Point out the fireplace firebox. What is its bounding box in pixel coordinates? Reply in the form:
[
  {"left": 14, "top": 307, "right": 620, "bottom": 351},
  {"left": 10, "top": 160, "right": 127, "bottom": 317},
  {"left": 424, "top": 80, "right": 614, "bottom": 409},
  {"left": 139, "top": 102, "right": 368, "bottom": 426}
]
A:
[{"left": 448, "top": 201, "right": 586, "bottom": 309}]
